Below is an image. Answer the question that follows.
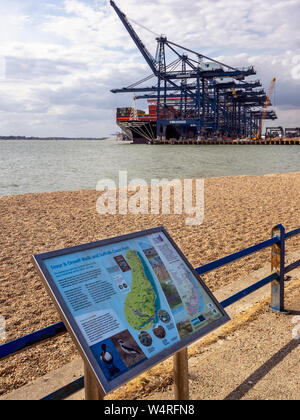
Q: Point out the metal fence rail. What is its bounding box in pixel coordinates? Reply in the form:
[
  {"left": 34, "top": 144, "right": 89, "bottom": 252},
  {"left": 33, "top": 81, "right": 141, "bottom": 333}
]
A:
[
  {"left": 1, "top": 223, "right": 299, "bottom": 400},
  {"left": 195, "top": 237, "right": 279, "bottom": 276}
]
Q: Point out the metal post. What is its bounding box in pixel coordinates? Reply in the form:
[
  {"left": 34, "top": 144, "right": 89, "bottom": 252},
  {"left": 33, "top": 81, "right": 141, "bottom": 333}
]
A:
[
  {"left": 213, "top": 85, "right": 217, "bottom": 134},
  {"left": 201, "top": 78, "right": 205, "bottom": 130},
  {"left": 216, "top": 88, "right": 219, "bottom": 134},
  {"left": 271, "top": 224, "right": 285, "bottom": 312},
  {"left": 84, "top": 363, "right": 105, "bottom": 400},
  {"left": 173, "top": 348, "right": 189, "bottom": 400},
  {"left": 196, "top": 72, "right": 201, "bottom": 139}
]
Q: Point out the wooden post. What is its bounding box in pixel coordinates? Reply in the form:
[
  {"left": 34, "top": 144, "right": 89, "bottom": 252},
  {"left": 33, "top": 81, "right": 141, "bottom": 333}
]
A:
[
  {"left": 84, "top": 363, "right": 105, "bottom": 401},
  {"left": 271, "top": 224, "right": 285, "bottom": 312},
  {"left": 173, "top": 348, "right": 189, "bottom": 400}
]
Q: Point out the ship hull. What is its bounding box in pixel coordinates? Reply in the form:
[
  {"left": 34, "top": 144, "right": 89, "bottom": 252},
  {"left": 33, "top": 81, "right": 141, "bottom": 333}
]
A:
[
  {"left": 116, "top": 120, "right": 197, "bottom": 144},
  {"left": 116, "top": 121, "right": 156, "bottom": 144}
]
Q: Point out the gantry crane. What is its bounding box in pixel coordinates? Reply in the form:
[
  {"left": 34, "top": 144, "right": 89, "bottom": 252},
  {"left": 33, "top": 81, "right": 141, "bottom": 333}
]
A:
[
  {"left": 254, "top": 77, "right": 276, "bottom": 140},
  {"left": 110, "top": 1, "right": 277, "bottom": 140}
]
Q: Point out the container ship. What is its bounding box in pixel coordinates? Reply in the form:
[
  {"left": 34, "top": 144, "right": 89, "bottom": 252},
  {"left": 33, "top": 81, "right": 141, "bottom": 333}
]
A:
[{"left": 116, "top": 98, "right": 197, "bottom": 144}]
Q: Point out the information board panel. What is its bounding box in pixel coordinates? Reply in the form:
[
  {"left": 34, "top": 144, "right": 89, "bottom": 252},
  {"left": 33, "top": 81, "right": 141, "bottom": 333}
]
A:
[{"left": 33, "top": 227, "right": 230, "bottom": 394}]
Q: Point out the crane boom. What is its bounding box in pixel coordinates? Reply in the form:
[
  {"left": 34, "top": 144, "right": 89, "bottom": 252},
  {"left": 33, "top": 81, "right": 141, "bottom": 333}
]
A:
[{"left": 110, "top": 1, "right": 157, "bottom": 75}]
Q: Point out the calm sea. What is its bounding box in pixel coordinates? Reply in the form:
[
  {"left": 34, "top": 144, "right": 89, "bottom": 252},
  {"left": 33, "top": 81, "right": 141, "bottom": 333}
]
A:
[{"left": 0, "top": 138, "right": 300, "bottom": 196}]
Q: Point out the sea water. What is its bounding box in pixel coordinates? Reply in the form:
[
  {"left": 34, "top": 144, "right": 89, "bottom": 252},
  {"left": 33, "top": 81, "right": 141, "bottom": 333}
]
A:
[{"left": 0, "top": 138, "right": 300, "bottom": 196}]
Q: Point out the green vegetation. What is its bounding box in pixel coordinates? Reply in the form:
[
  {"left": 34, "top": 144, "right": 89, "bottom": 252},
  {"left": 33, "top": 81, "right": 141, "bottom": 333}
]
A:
[{"left": 124, "top": 250, "right": 156, "bottom": 330}]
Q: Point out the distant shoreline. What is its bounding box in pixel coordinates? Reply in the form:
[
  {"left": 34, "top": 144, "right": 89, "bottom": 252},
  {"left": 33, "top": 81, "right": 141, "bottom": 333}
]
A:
[{"left": 0, "top": 136, "right": 110, "bottom": 141}]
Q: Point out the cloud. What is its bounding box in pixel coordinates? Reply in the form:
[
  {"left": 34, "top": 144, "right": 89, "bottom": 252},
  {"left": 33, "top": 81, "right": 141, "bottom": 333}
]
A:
[
  {"left": 0, "top": 0, "right": 299, "bottom": 136},
  {"left": 5, "top": 56, "right": 87, "bottom": 81}
]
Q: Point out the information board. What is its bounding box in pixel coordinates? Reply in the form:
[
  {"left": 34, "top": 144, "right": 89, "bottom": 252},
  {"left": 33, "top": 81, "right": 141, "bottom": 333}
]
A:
[{"left": 33, "top": 227, "right": 230, "bottom": 394}]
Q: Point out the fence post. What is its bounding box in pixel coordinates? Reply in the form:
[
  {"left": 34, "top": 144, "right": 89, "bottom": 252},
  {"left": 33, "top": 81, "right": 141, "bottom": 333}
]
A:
[
  {"left": 270, "top": 224, "right": 285, "bottom": 312},
  {"left": 84, "top": 363, "right": 105, "bottom": 401},
  {"left": 173, "top": 348, "right": 189, "bottom": 400}
]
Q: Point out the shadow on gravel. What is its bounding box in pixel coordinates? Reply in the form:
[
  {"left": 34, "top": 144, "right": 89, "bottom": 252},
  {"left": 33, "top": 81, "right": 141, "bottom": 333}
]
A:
[{"left": 224, "top": 338, "right": 300, "bottom": 400}]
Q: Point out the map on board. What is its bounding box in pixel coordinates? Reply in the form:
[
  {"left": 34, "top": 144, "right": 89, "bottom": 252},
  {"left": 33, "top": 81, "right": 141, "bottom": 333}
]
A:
[
  {"left": 40, "top": 229, "right": 227, "bottom": 390},
  {"left": 124, "top": 250, "right": 157, "bottom": 330}
]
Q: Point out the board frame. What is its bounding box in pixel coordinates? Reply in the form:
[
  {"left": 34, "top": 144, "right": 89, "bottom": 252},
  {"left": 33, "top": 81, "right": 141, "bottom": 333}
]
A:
[{"left": 33, "top": 226, "right": 230, "bottom": 394}]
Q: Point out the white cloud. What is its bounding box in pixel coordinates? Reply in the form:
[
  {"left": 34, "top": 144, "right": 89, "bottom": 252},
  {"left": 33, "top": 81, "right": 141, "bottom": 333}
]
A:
[
  {"left": 291, "top": 55, "right": 300, "bottom": 81},
  {"left": 0, "top": 0, "right": 299, "bottom": 136}
]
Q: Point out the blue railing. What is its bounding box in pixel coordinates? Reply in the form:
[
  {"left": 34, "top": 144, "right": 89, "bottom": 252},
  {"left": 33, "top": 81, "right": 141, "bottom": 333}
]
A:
[{"left": 1, "top": 224, "right": 299, "bottom": 400}]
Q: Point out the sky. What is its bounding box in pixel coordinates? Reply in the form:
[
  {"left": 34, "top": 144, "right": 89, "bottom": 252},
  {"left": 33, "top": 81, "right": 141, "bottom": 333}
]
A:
[{"left": 0, "top": 0, "right": 299, "bottom": 137}]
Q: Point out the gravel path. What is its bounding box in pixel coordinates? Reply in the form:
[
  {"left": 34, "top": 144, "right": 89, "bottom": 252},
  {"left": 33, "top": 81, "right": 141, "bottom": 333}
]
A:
[
  {"left": 0, "top": 172, "right": 299, "bottom": 396},
  {"left": 142, "top": 285, "right": 300, "bottom": 400}
]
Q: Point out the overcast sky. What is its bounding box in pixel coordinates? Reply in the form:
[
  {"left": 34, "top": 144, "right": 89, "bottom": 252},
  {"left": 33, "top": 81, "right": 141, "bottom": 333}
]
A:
[{"left": 0, "top": 0, "right": 299, "bottom": 137}]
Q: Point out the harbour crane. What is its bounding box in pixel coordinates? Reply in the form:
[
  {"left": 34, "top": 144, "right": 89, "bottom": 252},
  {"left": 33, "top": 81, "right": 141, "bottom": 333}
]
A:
[
  {"left": 254, "top": 77, "right": 276, "bottom": 140},
  {"left": 110, "top": 1, "right": 277, "bottom": 141}
]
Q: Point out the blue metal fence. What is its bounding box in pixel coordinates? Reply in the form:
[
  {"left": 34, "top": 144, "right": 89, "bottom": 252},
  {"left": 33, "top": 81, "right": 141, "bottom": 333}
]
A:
[{"left": 1, "top": 224, "right": 299, "bottom": 400}]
